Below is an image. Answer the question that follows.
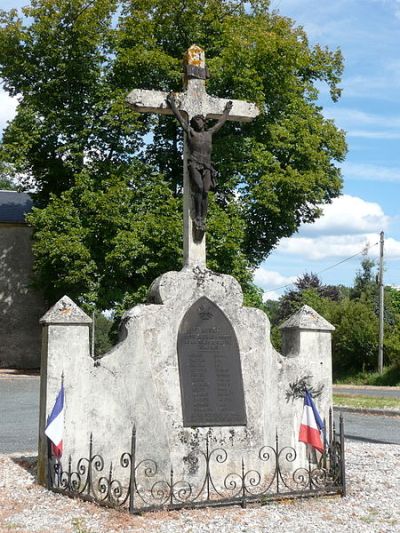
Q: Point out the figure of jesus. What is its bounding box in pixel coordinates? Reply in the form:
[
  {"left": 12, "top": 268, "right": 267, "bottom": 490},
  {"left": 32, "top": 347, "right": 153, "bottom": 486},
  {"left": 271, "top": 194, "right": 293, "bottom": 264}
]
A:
[{"left": 167, "top": 93, "right": 233, "bottom": 232}]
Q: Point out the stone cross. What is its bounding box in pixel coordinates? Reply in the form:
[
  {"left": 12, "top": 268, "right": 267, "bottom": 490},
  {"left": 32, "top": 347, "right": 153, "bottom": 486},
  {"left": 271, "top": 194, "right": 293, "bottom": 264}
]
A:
[{"left": 127, "top": 45, "right": 259, "bottom": 268}]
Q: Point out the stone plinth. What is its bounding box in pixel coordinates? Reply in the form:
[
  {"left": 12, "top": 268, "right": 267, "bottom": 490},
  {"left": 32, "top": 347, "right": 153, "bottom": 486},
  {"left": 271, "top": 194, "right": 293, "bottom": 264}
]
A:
[
  {"left": 278, "top": 305, "right": 335, "bottom": 463},
  {"left": 38, "top": 296, "right": 92, "bottom": 484},
  {"left": 279, "top": 304, "right": 335, "bottom": 358}
]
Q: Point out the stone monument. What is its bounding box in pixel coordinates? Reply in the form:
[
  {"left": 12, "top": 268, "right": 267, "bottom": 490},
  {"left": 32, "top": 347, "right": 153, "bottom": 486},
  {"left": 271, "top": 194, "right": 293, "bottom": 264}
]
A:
[{"left": 38, "top": 46, "right": 339, "bottom": 510}]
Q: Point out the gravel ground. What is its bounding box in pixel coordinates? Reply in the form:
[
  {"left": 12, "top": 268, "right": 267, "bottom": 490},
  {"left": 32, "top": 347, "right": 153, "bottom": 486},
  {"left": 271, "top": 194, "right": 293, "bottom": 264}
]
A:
[{"left": 0, "top": 441, "right": 399, "bottom": 533}]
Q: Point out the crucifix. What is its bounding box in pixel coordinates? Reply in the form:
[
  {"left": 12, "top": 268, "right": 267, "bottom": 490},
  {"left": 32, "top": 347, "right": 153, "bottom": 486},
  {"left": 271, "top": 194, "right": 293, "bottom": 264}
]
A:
[{"left": 126, "top": 45, "right": 259, "bottom": 269}]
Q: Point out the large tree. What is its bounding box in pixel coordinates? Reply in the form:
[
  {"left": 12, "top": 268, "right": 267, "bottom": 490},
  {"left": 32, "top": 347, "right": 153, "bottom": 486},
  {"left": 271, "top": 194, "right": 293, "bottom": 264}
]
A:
[{"left": 0, "top": 0, "right": 346, "bottom": 311}]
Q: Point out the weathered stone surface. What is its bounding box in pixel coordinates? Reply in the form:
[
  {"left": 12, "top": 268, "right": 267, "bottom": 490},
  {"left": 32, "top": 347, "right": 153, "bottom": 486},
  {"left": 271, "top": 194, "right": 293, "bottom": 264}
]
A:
[
  {"left": 127, "top": 89, "right": 259, "bottom": 122},
  {"left": 276, "top": 306, "right": 334, "bottom": 469},
  {"left": 40, "top": 295, "right": 92, "bottom": 325},
  {"left": 39, "top": 268, "right": 334, "bottom": 492},
  {"left": 279, "top": 305, "right": 335, "bottom": 364},
  {"left": 147, "top": 268, "right": 243, "bottom": 306},
  {"left": 279, "top": 304, "right": 335, "bottom": 331}
]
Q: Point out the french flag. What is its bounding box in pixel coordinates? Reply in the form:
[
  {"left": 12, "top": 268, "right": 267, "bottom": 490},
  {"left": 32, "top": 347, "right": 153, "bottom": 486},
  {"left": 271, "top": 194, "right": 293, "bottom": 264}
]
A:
[
  {"left": 298, "top": 389, "right": 324, "bottom": 453},
  {"left": 45, "top": 384, "right": 65, "bottom": 458}
]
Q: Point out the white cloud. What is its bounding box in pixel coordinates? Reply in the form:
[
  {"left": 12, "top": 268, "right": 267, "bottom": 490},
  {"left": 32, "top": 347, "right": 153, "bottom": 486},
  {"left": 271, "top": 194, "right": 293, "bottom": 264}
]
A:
[
  {"left": 372, "top": 0, "right": 400, "bottom": 20},
  {"left": 261, "top": 290, "right": 281, "bottom": 301},
  {"left": 347, "top": 130, "right": 400, "bottom": 140},
  {"left": 342, "top": 162, "right": 400, "bottom": 182},
  {"left": 278, "top": 233, "right": 381, "bottom": 261},
  {"left": 323, "top": 108, "right": 400, "bottom": 140},
  {"left": 301, "top": 195, "right": 389, "bottom": 236},
  {"left": 255, "top": 1, "right": 400, "bottom": 288},
  {"left": 254, "top": 268, "right": 297, "bottom": 288},
  {"left": 254, "top": 268, "right": 297, "bottom": 300},
  {"left": 277, "top": 231, "right": 400, "bottom": 262},
  {"left": 271, "top": 195, "right": 400, "bottom": 261},
  {"left": 0, "top": 89, "right": 18, "bottom": 133},
  {"left": 384, "top": 237, "right": 400, "bottom": 258},
  {"left": 324, "top": 107, "right": 400, "bottom": 130},
  {"left": 344, "top": 74, "right": 400, "bottom": 99}
]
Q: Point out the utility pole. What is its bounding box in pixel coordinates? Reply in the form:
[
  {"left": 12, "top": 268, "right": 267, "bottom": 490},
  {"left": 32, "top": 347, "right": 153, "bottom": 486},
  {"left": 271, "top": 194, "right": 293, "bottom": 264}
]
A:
[{"left": 378, "top": 231, "right": 384, "bottom": 374}]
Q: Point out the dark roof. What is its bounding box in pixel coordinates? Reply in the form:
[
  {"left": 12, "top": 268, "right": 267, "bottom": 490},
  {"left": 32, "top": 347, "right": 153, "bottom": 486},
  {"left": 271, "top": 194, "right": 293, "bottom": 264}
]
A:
[{"left": 0, "top": 191, "right": 33, "bottom": 223}]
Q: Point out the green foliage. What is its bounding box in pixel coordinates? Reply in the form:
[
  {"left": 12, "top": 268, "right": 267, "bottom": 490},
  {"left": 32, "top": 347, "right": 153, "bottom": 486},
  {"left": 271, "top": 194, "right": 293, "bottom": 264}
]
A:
[
  {"left": 387, "top": 285, "right": 400, "bottom": 315},
  {"left": 0, "top": 176, "right": 16, "bottom": 190},
  {"left": 330, "top": 299, "right": 378, "bottom": 373},
  {"left": 333, "top": 393, "right": 400, "bottom": 410},
  {"left": 274, "top": 272, "right": 341, "bottom": 324},
  {"left": 334, "top": 365, "right": 400, "bottom": 387},
  {"left": 93, "top": 311, "right": 114, "bottom": 356},
  {"left": 264, "top": 272, "right": 343, "bottom": 353},
  {"left": 0, "top": 0, "right": 346, "bottom": 311},
  {"left": 261, "top": 299, "right": 281, "bottom": 349},
  {"left": 28, "top": 168, "right": 183, "bottom": 307},
  {"left": 382, "top": 286, "right": 400, "bottom": 367},
  {"left": 351, "top": 257, "right": 378, "bottom": 303},
  {"left": 271, "top": 260, "right": 400, "bottom": 378}
]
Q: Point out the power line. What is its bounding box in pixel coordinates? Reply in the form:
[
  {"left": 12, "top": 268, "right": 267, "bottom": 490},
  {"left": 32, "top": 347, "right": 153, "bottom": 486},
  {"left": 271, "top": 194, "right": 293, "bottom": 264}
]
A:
[{"left": 262, "top": 241, "right": 380, "bottom": 295}]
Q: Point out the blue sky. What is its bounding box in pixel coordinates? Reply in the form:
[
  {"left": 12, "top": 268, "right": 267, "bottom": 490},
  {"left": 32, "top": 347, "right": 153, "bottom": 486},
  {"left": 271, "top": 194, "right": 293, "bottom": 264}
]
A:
[
  {"left": 256, "top": 0, "right": 400, "bottom": 298},
  {"left": 1, "top": 1, "right": 399, "bottom": 298}
]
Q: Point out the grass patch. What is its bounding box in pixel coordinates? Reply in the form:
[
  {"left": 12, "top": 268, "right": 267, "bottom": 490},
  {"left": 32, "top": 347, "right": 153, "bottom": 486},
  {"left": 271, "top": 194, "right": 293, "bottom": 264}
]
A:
[
  {"left": 334, "top": 365, "right": 400, "bottom": 387},
  {"left": 333, "top": 394, "right": 400, "bottom": 410}
]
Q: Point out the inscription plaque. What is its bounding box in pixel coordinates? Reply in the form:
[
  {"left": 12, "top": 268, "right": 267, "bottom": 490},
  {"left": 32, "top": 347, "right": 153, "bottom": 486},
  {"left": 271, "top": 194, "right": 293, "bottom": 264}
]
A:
[{"left": 177, "top": 296, "right": 246, "bottom": 426}]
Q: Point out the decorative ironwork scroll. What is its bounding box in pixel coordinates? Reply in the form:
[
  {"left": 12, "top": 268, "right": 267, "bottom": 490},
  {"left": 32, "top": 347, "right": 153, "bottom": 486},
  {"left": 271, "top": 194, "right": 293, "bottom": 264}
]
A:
[{"left": 48, "top": 410, "right": 346, "bottom": 513}]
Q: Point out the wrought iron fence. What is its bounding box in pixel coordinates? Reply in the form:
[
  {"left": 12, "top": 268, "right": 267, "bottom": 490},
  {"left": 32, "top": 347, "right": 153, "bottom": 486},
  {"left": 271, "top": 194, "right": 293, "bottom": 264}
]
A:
[{"left": 48, "top": 411, "right": 346, "bottom": 513}]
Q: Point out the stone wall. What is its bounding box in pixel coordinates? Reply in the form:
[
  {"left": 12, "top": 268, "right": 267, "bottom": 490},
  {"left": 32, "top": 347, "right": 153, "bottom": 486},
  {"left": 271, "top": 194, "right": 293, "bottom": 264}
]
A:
[
  {"left": 38, "top": 268, "right": 334, "bottom": 493},
  {"left": 0, "top": 223, "right": 46, "bottom": 368}
]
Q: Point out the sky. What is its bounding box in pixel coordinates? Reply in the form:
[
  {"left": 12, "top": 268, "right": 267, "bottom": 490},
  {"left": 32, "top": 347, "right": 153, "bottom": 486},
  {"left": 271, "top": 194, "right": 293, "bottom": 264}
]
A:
[
  {"left": 256, "top": 0, "right": 400, "bottom": 298},
  {"left": 0, "top": 1, "right": 399, "bottom": 299}
]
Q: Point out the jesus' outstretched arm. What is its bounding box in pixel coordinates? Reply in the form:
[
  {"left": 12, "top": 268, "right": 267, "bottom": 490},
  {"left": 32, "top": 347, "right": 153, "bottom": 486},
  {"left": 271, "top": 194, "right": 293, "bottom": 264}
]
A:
[
  {"left": 166, "top": 93, "right": 190, "bottom": 134},
  {"left": 209, "top": 100, "right": 233, "bottom": 134}
]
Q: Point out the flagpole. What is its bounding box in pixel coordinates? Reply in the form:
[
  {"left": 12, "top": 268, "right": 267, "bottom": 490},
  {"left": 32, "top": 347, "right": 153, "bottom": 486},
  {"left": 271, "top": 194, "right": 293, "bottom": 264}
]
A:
[{"left": 46, "top": 438, "right": 52, "bottom": 489}]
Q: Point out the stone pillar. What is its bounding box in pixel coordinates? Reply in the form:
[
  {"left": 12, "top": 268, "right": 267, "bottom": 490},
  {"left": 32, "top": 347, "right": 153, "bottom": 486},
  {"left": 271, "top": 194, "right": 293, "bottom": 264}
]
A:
[
  {"left": 279, "top": 304, "right": 335, "bottom": 360},
  {"left": 37, "top": 296, "right": 92, "bottom": 486},
  {"left": 182, "top": 45, "right": 207, "bottom": 268},
  {"left": 278, "top": 305, "right": 335, "bottom": 463}
]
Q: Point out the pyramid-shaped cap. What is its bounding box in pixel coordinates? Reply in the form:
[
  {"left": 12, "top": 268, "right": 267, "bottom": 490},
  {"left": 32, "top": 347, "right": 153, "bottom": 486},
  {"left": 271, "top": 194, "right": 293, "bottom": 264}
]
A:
[
  {"left": 279, "top": 305, "right": 335, "bottom": 331},
  {"left": 40, "top": 295, "right": 92, "bottom": 325}
]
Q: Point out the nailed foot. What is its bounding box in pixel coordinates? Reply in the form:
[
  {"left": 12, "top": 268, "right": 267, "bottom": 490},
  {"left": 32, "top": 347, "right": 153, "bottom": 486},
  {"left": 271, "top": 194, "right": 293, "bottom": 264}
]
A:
[
  {"left": 193, "top": 216, "right": 206, "bottom": 241},
  {"left": 194, "top": 217, "right": 206, "bottom": 232}
]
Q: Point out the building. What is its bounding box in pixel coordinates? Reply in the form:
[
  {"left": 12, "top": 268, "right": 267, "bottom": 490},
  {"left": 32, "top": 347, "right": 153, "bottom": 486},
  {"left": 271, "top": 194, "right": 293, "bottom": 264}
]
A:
[{"left": 0, "top": 190, "right": 45, "bottom": 368}]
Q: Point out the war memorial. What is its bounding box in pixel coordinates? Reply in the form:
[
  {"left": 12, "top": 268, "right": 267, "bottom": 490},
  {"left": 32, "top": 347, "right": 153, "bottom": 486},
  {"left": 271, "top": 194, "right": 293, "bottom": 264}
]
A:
[{"left": 37, "top": 46, "right": 345, "bottom": 513}]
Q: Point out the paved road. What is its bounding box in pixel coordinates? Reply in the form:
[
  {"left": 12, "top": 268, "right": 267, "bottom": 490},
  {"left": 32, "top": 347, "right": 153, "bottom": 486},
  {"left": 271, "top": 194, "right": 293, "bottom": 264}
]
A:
[
  {"left": 0, "top": 376, "right": 40, "bottom": 453},
  {"left": 334, "top": 410, "right": 400, "bottom": 445},
  {"left": 334, "top": 386, "right": 400, "bottom": 399},
  {"left": 1, "top": 377, "right": 400, "bottom": 453}
]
